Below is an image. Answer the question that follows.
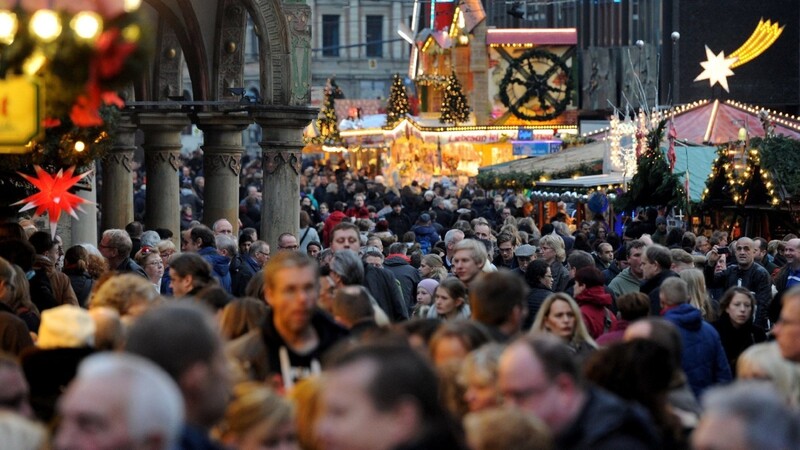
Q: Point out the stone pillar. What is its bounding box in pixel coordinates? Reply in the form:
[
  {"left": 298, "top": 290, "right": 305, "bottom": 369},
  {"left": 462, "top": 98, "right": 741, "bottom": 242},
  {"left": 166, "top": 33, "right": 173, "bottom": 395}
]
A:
[
  {"left": 253, "top": 106, "right": 316, "bottom": 249},
  {"left": 195, "top": 113, "right": 251, "bottom": 236},
  {"left": 72, "top": 163, "right": 97, "bottom": 246},
  {"left": 101, "top": 115, "right": 137, "bottom": 231},
  {"left": 137, "top": 113, "right": 191, "bottom": 240}
]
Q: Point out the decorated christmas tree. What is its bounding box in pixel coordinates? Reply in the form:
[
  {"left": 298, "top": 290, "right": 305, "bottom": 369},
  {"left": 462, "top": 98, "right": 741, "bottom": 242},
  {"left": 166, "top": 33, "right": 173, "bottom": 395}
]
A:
[
  {"left": 439, "top": 72, "right": 470, "bottom": 125},
  {"left": 385, "top": 74, "right": 410, "bottom": 127},
  {"left": 615, "top": 119, "right": 686, "bottom": 211},
  {"left": 310, "top": 79, "right": 343, "bottom": 146}
]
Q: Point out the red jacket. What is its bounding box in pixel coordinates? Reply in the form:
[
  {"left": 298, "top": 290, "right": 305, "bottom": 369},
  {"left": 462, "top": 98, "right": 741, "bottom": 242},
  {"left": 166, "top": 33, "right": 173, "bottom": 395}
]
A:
[{"left": 575, "top": 285, "right": 616, "bottom": 339}]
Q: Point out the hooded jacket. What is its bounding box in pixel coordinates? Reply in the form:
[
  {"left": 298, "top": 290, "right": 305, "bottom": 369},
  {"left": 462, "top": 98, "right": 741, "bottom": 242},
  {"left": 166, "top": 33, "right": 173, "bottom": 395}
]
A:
[
  {"left": 198, "top": 247, "right": 231, "bottom": 293},
  {"left": 383, "top": 254, "right": 421, "bottom": 309},
  {"left": 322, "top": 210, "right": 347, "bottom": 246},
  {"left": 411, "top": 224, "right": 439, "bottom": 254},
  {"left": 575, "top": 285, "right": 617, "bottom": 339},
  {"left": 663, "top": 303, "right": 732, "bottom": 398}
]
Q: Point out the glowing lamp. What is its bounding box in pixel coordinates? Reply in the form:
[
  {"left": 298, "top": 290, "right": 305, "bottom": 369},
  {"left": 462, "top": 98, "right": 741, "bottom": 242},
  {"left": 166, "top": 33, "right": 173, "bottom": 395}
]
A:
[
  {"left": 30, "top": 10, "right": 61, "bottom": 43},
  {"left": 125, "top": 0, "right": 142, "bottom": 12},
  {"left": 738, "top": 127, "right": 747, "bottom": 142},
  {"left": 71, "top": 12, "right": 102, "bottom": 40},
  {"left": 0, "top": 11, "right": 17, "bottom": 45},
  {"left": 74, "top": 141, "right": 85, "bottom": 152}
]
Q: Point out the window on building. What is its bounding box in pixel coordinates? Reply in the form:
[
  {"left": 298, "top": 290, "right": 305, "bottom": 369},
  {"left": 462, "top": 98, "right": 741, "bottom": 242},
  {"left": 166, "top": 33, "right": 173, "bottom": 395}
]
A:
[
  {"left": 366, "top": 15, "right": 383, "bottom": 58},
  {"left": 322, "top": 15, "right": 340, "bottom": 57}
]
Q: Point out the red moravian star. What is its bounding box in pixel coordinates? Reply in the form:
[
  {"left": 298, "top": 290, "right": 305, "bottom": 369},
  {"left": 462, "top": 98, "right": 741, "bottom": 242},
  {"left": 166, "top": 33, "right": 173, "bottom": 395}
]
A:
[{"left": 14, "top": 166, "right": 93, "bottom": 237}]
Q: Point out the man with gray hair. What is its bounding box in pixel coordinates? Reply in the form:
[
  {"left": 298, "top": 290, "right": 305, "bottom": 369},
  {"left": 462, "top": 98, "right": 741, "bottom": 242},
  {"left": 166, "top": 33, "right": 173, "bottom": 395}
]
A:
[
  {"left": 660, "top": 277, "right": 731, "bottom": 398},
  {"left": 443, "top": 228, "right": 465, "bottom": 271},
  {"left": 54, "top": 353, "right": 184, "bottom": 450},
  {"left": 98, "top": 229, "right": 146, "bottom": 277},
  {"left": 692, "top": 382, "right": 800, "bottom": 449}
]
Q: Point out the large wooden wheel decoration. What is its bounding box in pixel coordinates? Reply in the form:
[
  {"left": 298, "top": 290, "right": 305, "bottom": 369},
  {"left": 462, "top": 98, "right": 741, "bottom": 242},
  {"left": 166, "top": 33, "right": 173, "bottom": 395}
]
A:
[{"left": 499, "top": 48, "right": 572, "bottom": 121}]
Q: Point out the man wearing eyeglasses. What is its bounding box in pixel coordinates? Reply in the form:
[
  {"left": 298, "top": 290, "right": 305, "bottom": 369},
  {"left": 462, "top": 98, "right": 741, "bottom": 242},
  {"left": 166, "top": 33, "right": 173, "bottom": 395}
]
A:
[
  {"left": 498, "top": 335, "right": 659, "bottom": 449},
  {"left": 277, "top": 233, "right": 299, "bottom": 252},
  {"left": 233, "top": 241, "right": 270, "bottom": 297}
]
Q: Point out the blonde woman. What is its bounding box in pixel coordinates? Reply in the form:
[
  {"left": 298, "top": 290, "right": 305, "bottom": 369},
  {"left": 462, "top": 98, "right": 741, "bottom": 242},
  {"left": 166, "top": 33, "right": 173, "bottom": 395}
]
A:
[
  {"left": 679, "top": 269, "right": 717, "bottom": 320},
  {"left": 530, "top": 292, "right": 597, "bottom": 359},
  {"left": 419, "top": 254, "right": 448, "bottom": 281},
  {"left": 218, "top": 382, "right": 299, "bottom": 450},
  {"left": 538, "top": 234, "right": 569, "bottom": 292}
]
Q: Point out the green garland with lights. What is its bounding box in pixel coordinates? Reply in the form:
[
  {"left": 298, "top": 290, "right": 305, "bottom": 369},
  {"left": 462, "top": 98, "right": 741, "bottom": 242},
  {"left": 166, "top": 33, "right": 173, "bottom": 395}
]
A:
[
  {"left": 476, "top": 160, "right": 602, "bottom": 190},
  {"left": 614, "top": 119, "right": 687, "bottom": 211},
  {"left": 385, "top": 73, "right": 409, "bottom": 128}
]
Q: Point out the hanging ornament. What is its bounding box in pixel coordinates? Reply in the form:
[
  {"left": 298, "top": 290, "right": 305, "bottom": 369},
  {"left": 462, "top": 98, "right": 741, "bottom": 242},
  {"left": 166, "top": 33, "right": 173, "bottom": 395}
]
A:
[{"left": 13, "top": 165, "right": 92, "bottom": 237}]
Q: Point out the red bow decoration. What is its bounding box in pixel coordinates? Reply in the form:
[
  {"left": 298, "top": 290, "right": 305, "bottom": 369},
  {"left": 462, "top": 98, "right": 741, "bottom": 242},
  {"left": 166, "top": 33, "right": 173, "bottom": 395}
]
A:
[{"left": 13, "top": 166, "right": 93, "bottom": 237}]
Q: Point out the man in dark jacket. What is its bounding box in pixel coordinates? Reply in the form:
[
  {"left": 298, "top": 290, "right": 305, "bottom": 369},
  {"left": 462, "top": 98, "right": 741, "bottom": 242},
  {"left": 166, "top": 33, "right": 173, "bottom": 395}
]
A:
[
  {"left": 99, "top": 229, "right": 147, "bottom": 278},
  {"left": 385, "top": 198, "right": 412, "bottom": 237},
  {"left": 185, "top": 226, "right": 232, "bottom": 293},
  {"left": 639, "top": 244, "right": 679, "bottom": 315},
  {"left": 330, "top": 222, "right": 408, "bottom": 321},
  {"left": 499, "top": 335, "right": 661, "bottom": 449},
  {"left": 383, "top": 243, "right": 420, "bottom": 311},
  {"left": 660, "top": 277, "right": 732, "bottom": 398},
  {"left": 704, "top": 237, "right": 773, "bottom": 329},
  {"left": 231, "top": 241, "right": 269, "bottom": 297},
  {"left": 770, "top": 238, "right": 800, "bottom": 324}
]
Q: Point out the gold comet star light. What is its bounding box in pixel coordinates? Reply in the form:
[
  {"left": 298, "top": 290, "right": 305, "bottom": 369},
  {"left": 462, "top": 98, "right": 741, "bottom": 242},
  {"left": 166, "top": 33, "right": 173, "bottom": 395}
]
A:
[{"left": 694, "top": 19, "right": 784, "bottom": 92}]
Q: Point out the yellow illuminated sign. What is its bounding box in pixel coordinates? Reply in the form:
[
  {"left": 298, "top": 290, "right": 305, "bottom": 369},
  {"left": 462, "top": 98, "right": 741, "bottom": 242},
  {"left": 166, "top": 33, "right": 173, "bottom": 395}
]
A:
[{"left": 0, "top": 75, "right": 43, "bottom": 153}]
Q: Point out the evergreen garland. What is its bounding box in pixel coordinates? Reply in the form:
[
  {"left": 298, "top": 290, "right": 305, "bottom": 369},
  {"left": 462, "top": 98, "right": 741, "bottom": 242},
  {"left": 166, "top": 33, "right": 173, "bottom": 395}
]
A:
[
  {"left": 614, "top": 119, "right": 686, "bottom": 211},
  {"left": 476, "top": 160, "right": 603, "bottom": 190},
  {"left": 439, "top": 71, "right": 470, "bottom": 125},
  {"left": 385, "top": 74, "right": 409, "bottom": 128}
]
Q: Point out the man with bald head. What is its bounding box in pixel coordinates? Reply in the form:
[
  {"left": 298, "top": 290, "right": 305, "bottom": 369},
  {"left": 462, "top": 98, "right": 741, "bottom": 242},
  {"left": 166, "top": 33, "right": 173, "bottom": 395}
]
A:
[
  {"left": 770, "top": 238, "right": 800, "bottom": 324},
  {"left": 705, "top": 236, "right": 773, "bottom": 329}
]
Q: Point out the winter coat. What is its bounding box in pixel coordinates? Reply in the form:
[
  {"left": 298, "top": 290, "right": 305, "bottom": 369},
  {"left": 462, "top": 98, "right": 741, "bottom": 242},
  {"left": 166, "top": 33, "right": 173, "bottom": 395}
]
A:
[
  {"left": 663, "top": 303, "right": 732, "bottom": 398},
  {"left": 524, "top": 283, "right": 552, "bottom": 331},
  {"left": 602, "top": 260, "right": 623, "bottom": 285},
  {"left": 550, "top": 260, "right": 570, "bottom": 293},
  {"left": 32, "top": 256, "right": 78, "bottom": 307},
  {"left": 198, "top": 247, "right": 232, "bottom": 293},
  {"left": 640, "top": 269, "right": 679, "bottom": 315},
  {"left": 555, "top": 387, "right": 661, "bottom": 450},
  {"left": 426, "top": 303, "right": 472, "bottom": 321},
  {"left": 712, "top": 315, "right": 766, "bottom": 376},
  {"left": 607, "top": 267, "right": 641, "bottom": 299},
  {"left": 575, "top": 285, "right": 617, "bottom": 339},
  {"left": 704, "top": 262, "right": 773, "bottom": 329},
  {"left": 364, "top": 264, "right": 409, "bottom": 322},
  {"left": 63, "top": 268, "right": 93, "bottom": 308},
  {"left": 595, "top": 319, "right": 631, "bottom": 346},
  {"left": 383, "top": 255, "right": 421, "bottom": 310},
  {"left": 232, "top": 255, "right": 260, "bottom": 297},
  {"left": 411, "top": 224, "right": 439, "bottom": 254},
  {"left": 386, "top": 211, "right": 412, "bottom": 237}
]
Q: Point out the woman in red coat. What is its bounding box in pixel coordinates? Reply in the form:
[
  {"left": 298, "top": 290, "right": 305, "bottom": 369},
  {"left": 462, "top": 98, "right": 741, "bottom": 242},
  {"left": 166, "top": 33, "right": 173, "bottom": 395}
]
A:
[{"left": 574, "top": 266, "right": 616, "bottom": 339}]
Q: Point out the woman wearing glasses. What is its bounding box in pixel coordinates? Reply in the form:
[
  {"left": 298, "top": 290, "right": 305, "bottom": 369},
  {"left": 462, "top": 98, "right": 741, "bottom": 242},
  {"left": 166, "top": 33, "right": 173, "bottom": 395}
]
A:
[{"left": 135, "top": 247, "right": 164, "bottom": 293}]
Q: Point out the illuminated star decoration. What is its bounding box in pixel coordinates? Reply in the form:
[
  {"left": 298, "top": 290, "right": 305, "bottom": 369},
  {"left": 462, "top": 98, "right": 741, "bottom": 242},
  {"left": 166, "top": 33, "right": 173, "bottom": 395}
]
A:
[
  {"left": 14, "top": 166, "right": 93, "bottom": 237},
  {"left": 694, "top": 19, "right": 784, "bottom": 93},
  {"left": 694, "top": 46, "right": 737, "bottom": 92}
]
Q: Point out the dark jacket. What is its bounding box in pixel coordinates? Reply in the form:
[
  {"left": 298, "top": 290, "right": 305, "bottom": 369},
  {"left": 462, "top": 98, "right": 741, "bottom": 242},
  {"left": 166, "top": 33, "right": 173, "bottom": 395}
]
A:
[
  {"left": 555, "top": 387, "right": 661, "bottom": 450},
  {"left": 524, "top": 283, "right": 551, "bottom": 331},
  {"left": 116, "top": 257, "right": 148, "bottom": 278},
  {"left": 232, "top": 255, "right": 260, "bottom": 297},
  {"left": 602, "top": 260, "right": 623, "bottom": 285},
  {"left": 197, "top": 247, "right": 232, "bottom": 293},
  {"left": 640, "top": 269, "right": 679, "bottom": 315},
  {"left": 383, "top": 255, "right": 421, "bottom": 310},
  {"left": 364, "top": 264, "right": 409, "bottom": 322},
  {"left": 550, "top": 261, "right": 570, "bottom": 293},
  {"left": 769, "top": 263, "right": 800, "bottom": 324},
  {"left": 575, "top": 286, "right": 617, "bottom": 339},
  {"left": 63, "top": 268, "right": 94, "bottom": 308},
  {"left": 663, "top": 304, "right": 732, "bottom": 398},
  {"left": 386, "top": 211, "right": 412, "bottom": 237},
  {"left": 226, "top": 309, "right": 348, "bottom": 384},
  {"left": 712, "top": 315, "right": 766, "bottom": 376},
  {"left": 704, "top": 262, "right": 772, "bottom": 329}
]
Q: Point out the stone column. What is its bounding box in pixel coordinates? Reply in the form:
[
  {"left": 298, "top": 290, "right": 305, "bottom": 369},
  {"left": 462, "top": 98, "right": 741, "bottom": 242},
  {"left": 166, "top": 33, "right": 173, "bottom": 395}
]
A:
[
  {"left": 253, "top": 106, "right": 316, "bottom": 249},
  {"left": 71, "top": 163, "right": 97, "bottom": 246},
  {"left": 101, "top": 115, "right": 136, "bottom": 231},
  {"left": 195, "top": 113, "right": 251, "bottom": 236},
  {"left": 137, "top": 113, "right": 191, "bottom": 240}
]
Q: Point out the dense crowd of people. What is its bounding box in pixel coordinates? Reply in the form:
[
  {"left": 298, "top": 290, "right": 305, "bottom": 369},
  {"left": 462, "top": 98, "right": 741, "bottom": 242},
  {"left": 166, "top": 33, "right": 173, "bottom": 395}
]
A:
[{"left": 1, "top": 157, "right": 800, "bottom": 449}]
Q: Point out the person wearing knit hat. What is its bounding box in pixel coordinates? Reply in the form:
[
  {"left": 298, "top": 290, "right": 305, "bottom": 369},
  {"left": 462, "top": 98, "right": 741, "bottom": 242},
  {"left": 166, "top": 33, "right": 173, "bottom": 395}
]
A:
[{"left": 413, "top": 279, "right": 439, "bottom": 318}]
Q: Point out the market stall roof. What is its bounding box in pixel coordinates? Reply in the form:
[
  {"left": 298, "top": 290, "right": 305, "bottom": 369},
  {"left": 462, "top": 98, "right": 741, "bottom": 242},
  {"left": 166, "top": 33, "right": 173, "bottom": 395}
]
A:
[
  {"left": 479, "top": 139, "right": 606, "bottom": 174},
  {"left": 457, "top": 0, "right": 486, "bottom": 33},
  {"left": 486, "top": 28, "right": 577, "bottom": 47}
]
